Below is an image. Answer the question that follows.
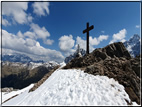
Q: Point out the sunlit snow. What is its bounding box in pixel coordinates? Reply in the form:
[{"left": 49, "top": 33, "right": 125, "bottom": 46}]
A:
[
  {"left": 2, "top": 84, "right": 34, "bottom": 103},
  {"left": 2, "top": 68, "right": 136, "bottom": 106}
]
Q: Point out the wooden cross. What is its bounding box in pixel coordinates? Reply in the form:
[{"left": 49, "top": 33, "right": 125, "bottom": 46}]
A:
[{"left": 83, "top": 22, "right": 94, "bottom": 54}]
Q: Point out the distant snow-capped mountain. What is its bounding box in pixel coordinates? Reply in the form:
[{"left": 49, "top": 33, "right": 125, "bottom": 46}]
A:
[
  {"left": 2, "top": 61, "right": 59, "bottom": 70},
  {"left": 65, "top": 48, "right": 86, "bottom": 63},
  {"left": 123, "top": 34, "right": 140, "bottom": 57},
  {"left": 2, "top": 54, "right": 44, "bottom": 63},
  {"left": 1, "top": 61, "right": 60, "bottom": 89}
]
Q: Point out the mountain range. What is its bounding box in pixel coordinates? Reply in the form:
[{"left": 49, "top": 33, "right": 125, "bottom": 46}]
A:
[
  {"left": 2, "top": 54, "right": 44, "bottom": 63},
  {"left": 1, "top": 61, "right": 59, "bottom": 89},
  {"left": 123, "top": 34, "right": 140, "bottom": 57}
]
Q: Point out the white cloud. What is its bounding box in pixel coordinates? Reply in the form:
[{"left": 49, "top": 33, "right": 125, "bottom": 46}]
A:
[
  {"left": 109, "top": 29, "right": 127, "bottom": 44},
  {"left": 2, "top": 29, "right": 64, "bottom": 62},
  {"left": 98, "top": 35, "right": 109, "bottom": 41},
  {"left": 59, "top": 35, "right": 75, "bottom": 52},
  {"left": 101, "top": 31, "right": 105, "bottom": 33},
  {"left": 44, "top": 39, "right": 54, "bottom": 45},
  {"left": 121, "top": 39, "right": 126, "bottom": 43},
  {"left": 24, "top": 31, "right": 36, "bottom": 39},
  {"left": 75, "top": 36, "right": 95, "bottom": 52},
  {"left": 2, "top": 18, "right": 11, "bottom": 26},
  {"left": 25, "top": 38, "right": 37, "bottom": 47},
  {"left": 32, "top": 2, "right": 50, "bottom": 16},
  {"left": 27, "top": 14, "right": 33, "bottom": 22},
  {"left": 30, "top": 23, "right": 50, "bottom": 39},
  {"left": 136, "top": 25, "right": 140, "bottom": 28},
  {"left": 59, "top": 34, "right": 109, "bottom": 56},
  {"left": 89, "top": 36, "right": 99, "bottom": 45},
  {"left": 2, "top": 2, "right": 32, "bottom": 24},
  {"left": 76, "top": 35, "right": 108, "bottom": 52},
  {"left": 17, "top": 23, "right": 52, "bottom": 46},
  {"left": 17, "top": 31, "right": 24, "bottom": 38},
  {"left": 36, "top": 42, "right": 40, "bottom": 47},
  {"left": 75, "top": 36, "right": 86, "bottom": 50},
  {"left": 89, "top": 35, "right": 109, "bottom": 46},
  {"left": 24, "top": 23, "right": 52, "bottom": 46}
]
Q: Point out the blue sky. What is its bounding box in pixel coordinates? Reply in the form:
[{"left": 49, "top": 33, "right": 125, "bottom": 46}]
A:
[{"left": 1, "top": 1, "right": 140, "bottom": 62}]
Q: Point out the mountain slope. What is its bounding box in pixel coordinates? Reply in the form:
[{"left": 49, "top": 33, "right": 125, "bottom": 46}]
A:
[
  {"left": 1, "top": 61, "right": 59, "bottom": 89},
  {"left": 123, "top": 34, "right": 140, "bottom": 57},
  {"left": 2, "top": 68, "right": 136, "bottom": 106}
]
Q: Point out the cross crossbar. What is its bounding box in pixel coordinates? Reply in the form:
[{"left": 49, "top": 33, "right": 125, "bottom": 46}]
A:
[{"left": 83, "top": 23, "right": 94, "bottom": 34}]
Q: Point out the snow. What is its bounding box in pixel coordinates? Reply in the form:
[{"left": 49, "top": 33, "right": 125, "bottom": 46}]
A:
[
  {"left": 127, "top": 45, "right": 132, "bottom": 52},
  {"left": 2, "top": 69, "right": 137, "bottom": 106},
  {"left": 2, "top": 61, "right": 59, "bottom": 70},
  {"left": 2, "top": 84, "right": 34, "bottom": 104},
  {"left": 59, "top": 61, "right": 66, "bottom": 68},
  {"left": 29, "top": 62, "right": 43, "bottom": 70}
]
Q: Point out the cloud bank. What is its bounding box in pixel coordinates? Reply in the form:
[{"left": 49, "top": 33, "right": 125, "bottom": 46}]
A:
[
  {"left": 2, "top": 2, "right": 32, "bottom": 25},
  {"left": 2, "top": 29, "right": 64, "bottom": 62},
  {"left": 59, "top": 34, "right": 109, "bottom": 56}
]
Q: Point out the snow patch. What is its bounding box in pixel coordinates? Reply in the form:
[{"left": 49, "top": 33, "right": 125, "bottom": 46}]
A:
[
  {"left": 127, "top": 45, "right": 132, "bottom": 52},
  {"left": 2, "top": 84, "right": 34, "bottom": 103},
  {"left": 2, "top": 69, "right": 137, "bottom": 106}
]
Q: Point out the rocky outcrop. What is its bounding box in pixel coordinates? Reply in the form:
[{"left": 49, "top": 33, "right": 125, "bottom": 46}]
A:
[
  {"left": 64, "top": 42, "right": 131, "bottom": 69},
  {"left": 130, "top": 55, "right": 141, "bottom": 77},
  {"left": 63, "top": 42, "right": 140, "bottom": 105},
  {"left": 84, "top": 56, "right": 140, "bottom": 104}
]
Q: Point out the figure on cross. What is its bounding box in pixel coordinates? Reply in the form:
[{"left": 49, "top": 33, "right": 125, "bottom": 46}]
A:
[
  {"left": 76, "top": 44, "right": 82, "bottom": 57},
  {"left": 83, "top": 22, "right": 94, "bottom": 54}
]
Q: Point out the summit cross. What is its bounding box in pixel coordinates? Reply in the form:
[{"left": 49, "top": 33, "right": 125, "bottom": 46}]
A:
[{"left": 83, "top": 22, "right": 94, "bottom": 54}]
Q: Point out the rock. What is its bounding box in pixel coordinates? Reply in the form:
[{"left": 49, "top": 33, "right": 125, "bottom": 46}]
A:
[
  {"left": 84, "top": 57, "right": 140, "bottom": 104},
  {"left": 64, "top": 42, "right": 131, "bottom": 69},
  {"left": 130, "top": 55, "right": 141, "bottom": 77},
  {"left": 102, "top": 42, "right": 131, "bottom": 58},
  {"left": 1, "top": 87, "right": 14, "bottom": 92},
  {"left": 125, "top": 87, "right": 140, "bottom": 104},
  {"left": 63, "top": 42, "right": 140, "bottom": 104}
]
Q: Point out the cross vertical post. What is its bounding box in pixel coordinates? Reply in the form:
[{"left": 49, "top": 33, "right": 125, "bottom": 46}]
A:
[{"left": 83, "top": 22, "right": 94, "bottom": 54}]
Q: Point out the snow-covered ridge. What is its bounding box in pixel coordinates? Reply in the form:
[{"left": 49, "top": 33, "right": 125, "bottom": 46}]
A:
[
  {"left": 2, "top": 68, "right": 137, "bottom": 106},
  {"left": 2, "top": 54, "right": 44, "bottom": 63},
  {"left": 2, "top": 61, "right": 59, "bottom": 70}
]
